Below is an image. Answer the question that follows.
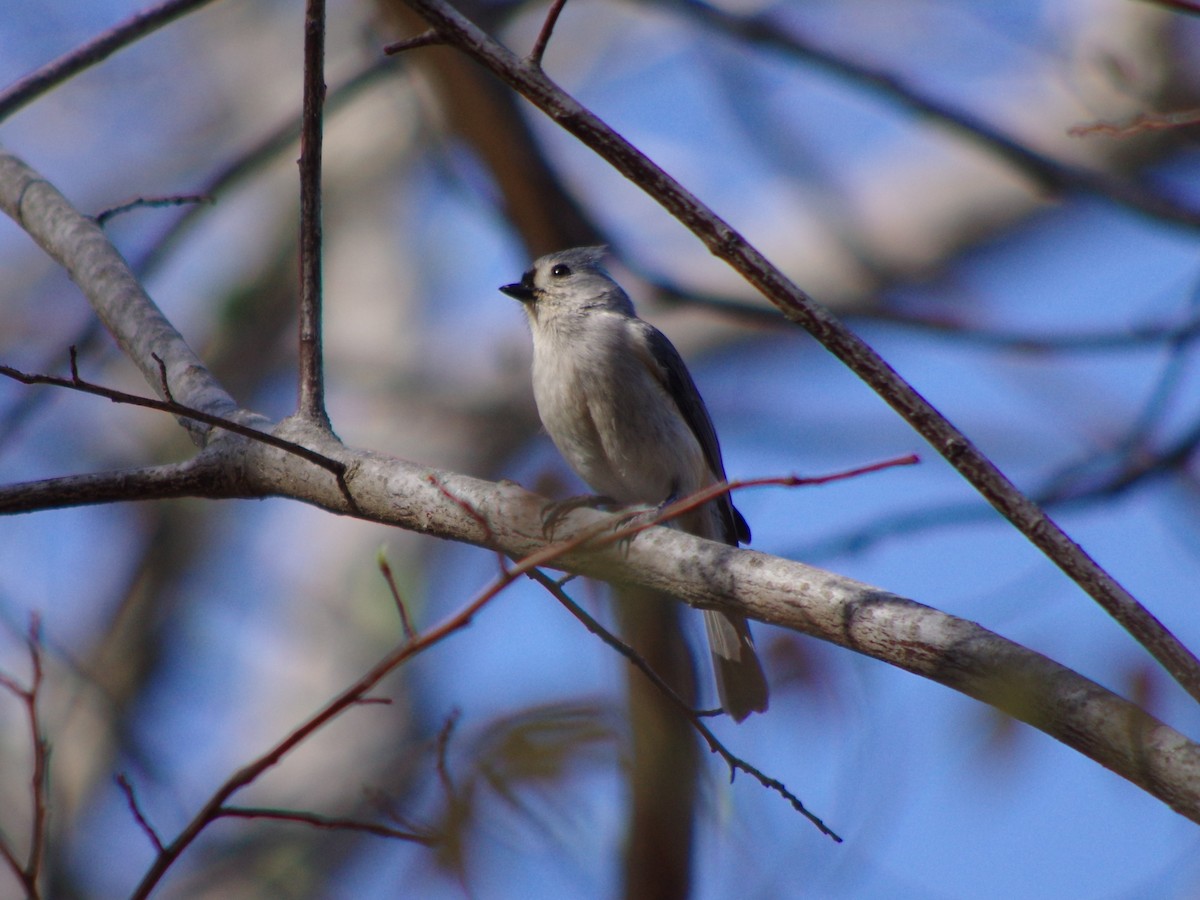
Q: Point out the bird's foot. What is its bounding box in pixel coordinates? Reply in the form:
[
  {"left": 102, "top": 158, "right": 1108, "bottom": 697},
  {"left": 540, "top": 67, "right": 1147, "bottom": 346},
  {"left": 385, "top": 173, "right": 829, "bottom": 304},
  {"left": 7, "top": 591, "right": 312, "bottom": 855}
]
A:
[{"left": 541, "top": 493, "right": 618, "bottom": 538}]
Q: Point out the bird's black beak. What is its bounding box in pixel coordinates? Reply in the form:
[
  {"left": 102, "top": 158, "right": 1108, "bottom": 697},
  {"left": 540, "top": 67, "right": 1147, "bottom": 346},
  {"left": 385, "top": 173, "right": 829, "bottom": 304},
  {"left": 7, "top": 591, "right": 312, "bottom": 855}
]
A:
[{"left": 500, "top": 271, "right": 536, "bottom": 303}]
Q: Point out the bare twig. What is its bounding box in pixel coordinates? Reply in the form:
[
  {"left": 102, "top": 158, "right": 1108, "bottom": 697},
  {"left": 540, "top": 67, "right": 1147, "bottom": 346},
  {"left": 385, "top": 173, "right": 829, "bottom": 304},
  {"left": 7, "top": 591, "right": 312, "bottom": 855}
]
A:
[
  {"left": 611, "top": 456, "right": 922, "bottom": 542},
  {"left": 435, "top": 709, "right": 461, "bottom": 797},
  {"left": 0, "top": 361, "right": 346, "bottom": 481},
  {"left": 0, "top": 0, "right": 222, "bottom": 122},
  {"left": 528, "top": 568, "right": 841, "bottom": 840},
  {"left": 426, "top": 473, "right": 495, "bottom": 543},
  {"left": 95, "top": 194, "right": 210, "bottom": 226},
  {"left": 216, "top": 806, "right": 436, "bottom": 844},
  {"left": 382, "top": 29, "right": 445, "bottom": 55},
  {"left": 528, "top": 0, "right": 570, "bottom": 68},
  {"left": 0, "top": 616, "right": 50, "bottom": 899},
  {"left": 297, "top": 0, "right": 329, "bottom": 428},
  {"left": 392, "top": 0, "right": 1200, "bottom": 705},
  {"left": 378, "top": 548, "right": 416, "bottom": 640},
  {"left": 130, "top": 515, "right": 632, "bottom": 899},
  {"left": 115, "top": 774, "right": 164, "bottom": 853}
]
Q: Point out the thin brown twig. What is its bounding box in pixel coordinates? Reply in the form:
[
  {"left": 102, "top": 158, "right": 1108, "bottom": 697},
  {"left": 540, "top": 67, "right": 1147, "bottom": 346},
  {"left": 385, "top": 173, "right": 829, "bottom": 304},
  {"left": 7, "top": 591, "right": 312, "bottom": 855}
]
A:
[
  {"left": 586, "top": 456, "right": 922, "bottom": 549},
  {"left": 0, "top": 616, "right": 50, "bottom": 899},
  {"left": 392, "top": 0, "right": 1200, "bottom": 706},
  {"left": 382, "top": 29, "right": 445, "bottom": 55},
  {"left": 0, "top": 358, "right": 359, "bottom": 509},
  {"left": 95, "top": 194, "right": 210, "bottom": 226},
  {"left": 297, "top": 0, "right": 329, "bottom": 428},
  {"left": 0, "top": 0, "right": 221, "bottom": 122},
  {"left": 216, "top": 806, "right": 437, "bottom": 844},
  {"left": 528, "top": 0, "right": 570, "bottom": 68},
  {"left": 115, "top": 774, "right": 164, "bottom": 853},
  {"left": 528, "top": 568, "right": 840, "bottom": 840},
  {"left": 25, "top": 617, "right": 47, "bottom": 894}
]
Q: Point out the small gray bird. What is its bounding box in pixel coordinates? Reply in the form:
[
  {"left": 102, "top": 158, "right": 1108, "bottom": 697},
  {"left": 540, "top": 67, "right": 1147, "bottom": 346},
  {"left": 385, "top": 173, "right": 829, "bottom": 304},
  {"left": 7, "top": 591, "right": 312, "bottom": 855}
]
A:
[{"left": 501, "top": 246, "right": 769, "bottom": 721}]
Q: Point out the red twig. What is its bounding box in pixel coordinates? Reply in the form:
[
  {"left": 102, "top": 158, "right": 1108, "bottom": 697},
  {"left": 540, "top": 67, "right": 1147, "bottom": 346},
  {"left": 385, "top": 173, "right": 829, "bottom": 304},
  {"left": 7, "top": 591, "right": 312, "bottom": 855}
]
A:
[
  {"left": 130, "top": 515, "right": 624, "bottom": 898},
  {"left": 1069, "top": 108, "right": 1200, "bottom": 139},
  {"left": 613, "top": 454, "right": 922, "bottom": 544},
  {"left": 426, "top": 474, "right": 495, "bottom": 544},
  {"left": 0, "top": 616, "right": 50, "bottom": 899}
]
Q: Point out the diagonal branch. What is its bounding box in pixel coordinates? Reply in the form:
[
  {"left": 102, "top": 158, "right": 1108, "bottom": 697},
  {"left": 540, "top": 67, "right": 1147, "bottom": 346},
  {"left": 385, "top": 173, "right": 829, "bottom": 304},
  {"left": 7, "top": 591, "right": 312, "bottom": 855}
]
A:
[
  {"left": 128, "top": 496, "right": 662, "bottom": 898},
  {"left": 530, "top": 568, "right": 841, "bottom": 840},
  {"left": 0, "top": 0, "right": 223, "bottom": 122},
  {"left": 0, "top": 361, "right": 348, "bottom": 482},
  {"left": 0, "top": 149, "right": 238, "bottom": 445},
  {"left": 393, "top": 0, "right": 1200, "bottom": 706}
]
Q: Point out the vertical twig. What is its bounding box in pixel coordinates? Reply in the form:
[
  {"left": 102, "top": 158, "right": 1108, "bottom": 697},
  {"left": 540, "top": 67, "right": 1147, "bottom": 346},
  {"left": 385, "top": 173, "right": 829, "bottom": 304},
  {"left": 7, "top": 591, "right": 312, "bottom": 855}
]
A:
[
  {"left": 115, "top": 774, "right": 165, "bottom": 853},
  {"left": 528, "top": 0, "right": 569, "bottom": 68},
  {"left": 298, "top": 0, "right": 329, "bottom": 427}
]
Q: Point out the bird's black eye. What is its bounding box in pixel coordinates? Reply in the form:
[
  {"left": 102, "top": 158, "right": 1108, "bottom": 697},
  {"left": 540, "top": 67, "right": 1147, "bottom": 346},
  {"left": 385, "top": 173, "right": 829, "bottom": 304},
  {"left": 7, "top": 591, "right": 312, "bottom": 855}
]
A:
[{"left": 550, "top": 264, "right": 572, "bottom": 278}]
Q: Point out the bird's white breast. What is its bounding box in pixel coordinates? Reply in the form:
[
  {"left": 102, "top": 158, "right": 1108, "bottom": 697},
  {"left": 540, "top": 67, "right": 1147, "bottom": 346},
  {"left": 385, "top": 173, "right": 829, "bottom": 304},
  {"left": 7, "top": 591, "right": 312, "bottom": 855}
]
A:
[{"left": 530, "top": 311, "right": 708, "bottom": 505}]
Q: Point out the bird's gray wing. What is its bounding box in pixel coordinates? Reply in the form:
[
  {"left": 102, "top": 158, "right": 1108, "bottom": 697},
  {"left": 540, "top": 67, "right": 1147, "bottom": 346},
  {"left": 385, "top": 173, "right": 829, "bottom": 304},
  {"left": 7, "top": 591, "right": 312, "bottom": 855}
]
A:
[{"left": 632, "top": 320, "right": 751, "bottom": 545}]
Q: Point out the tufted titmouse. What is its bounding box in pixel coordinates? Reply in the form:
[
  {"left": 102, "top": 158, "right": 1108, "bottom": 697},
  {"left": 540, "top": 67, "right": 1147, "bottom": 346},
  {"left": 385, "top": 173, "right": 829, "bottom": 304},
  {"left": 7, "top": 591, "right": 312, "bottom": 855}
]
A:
[{"left": 501, "top": 246, "right": 769, "bottom": 721}]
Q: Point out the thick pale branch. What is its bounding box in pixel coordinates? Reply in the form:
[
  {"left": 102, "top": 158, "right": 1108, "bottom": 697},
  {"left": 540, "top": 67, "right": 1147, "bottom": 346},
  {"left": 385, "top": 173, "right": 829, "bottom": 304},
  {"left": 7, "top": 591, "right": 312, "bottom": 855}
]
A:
[
  {"left": 239, "top": 435, "right": 1200, "bottom": 827},
  {"left": 1, "top": 400, "right": 1198, "bottom": 823},
  {"left": 392, "top": 0, "right": 1200, "bottom": 706},
  {"left": 0, "top": 149, "right": 237, "bottom": 444}
]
